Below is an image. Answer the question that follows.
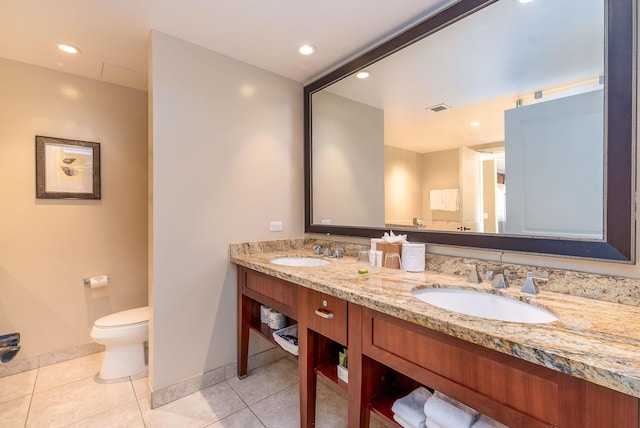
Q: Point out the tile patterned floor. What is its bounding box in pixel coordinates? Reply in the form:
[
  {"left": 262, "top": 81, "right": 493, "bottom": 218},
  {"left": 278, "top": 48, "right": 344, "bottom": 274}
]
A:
[{"left": 0, "top": 353, "right": 391, "bottom": 427}]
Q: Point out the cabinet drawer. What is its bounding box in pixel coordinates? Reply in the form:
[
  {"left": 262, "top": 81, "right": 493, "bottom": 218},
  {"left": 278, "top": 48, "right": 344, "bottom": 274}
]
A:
[
  {"left": 243, "top": 269, "right": 297, "bottom": 318},
  {"left": 302, "top": 288, "right": 347, "bottom": 346}
]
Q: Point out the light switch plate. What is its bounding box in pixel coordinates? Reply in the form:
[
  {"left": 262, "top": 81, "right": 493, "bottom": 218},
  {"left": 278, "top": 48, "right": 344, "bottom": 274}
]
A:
[{"left": 270, "top": 221, "right": 283, "bottom": 232}]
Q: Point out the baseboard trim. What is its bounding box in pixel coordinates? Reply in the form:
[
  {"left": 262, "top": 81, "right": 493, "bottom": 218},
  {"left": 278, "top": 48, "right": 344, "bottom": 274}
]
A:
[
  {"left": 0, "top": 341, "right": 104, "bottom": 378},
  {"left": 150, "top": 346, "right": 287, "bottom": 408}
]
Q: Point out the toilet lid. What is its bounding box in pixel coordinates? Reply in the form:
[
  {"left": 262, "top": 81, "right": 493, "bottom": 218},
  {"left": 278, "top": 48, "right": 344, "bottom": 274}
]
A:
[{"left": 94, "top": 306, "right": 149, "bottom": 328}]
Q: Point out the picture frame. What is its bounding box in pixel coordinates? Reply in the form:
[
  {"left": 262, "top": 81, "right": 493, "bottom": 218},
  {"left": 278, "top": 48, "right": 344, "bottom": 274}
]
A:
[{"left": 35, "top": 135, "right": 101, "bottom": 199}]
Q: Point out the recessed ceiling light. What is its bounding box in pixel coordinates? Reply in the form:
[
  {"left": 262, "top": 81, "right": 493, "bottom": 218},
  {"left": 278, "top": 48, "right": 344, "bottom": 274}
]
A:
[
  {"left": 518, "top": 0, "right": 535, "bottom": 3},
  {"left": 298, "top": 44, "right": 316, "bottom": 55},
  {"left": 58, "top": 44, "right": 80, "bottom": 54},
  {"left": 470, "top": 121, "right": 480, "bottom": 127},
  {"left": 356, "top": 71, "right": 370, "bottom": 79}
]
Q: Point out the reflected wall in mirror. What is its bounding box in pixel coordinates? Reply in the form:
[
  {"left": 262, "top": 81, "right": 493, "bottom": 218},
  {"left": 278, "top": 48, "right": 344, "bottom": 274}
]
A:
[{"left": 305, "top": 0, "right": 635, "bottom": 261}]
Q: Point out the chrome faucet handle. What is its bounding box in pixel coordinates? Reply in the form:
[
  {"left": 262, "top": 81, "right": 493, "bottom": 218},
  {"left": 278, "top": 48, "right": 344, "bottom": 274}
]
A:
[
  {"left": 464, "top": 263, "right": 482, "bottom": 284},
  {"left": 333, "top": 247, "right": 344, "bottom": 258},
  {"left": 492, "top": 272, "right": 509, "bottom": 289},
  {"left": 486, "top": 267, "right": 504, "bottom": 281},
  {"left": 313, "top": 244, "right": 323, "bottom": 255},
  {"left": 521, "top": 272, "right": 549, "bottom": 295}
]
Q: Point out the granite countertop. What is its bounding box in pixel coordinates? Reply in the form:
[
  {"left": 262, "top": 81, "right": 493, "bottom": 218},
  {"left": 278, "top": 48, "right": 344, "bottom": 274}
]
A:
[{"left": 231, "top": 248, "right": 640, "bottom": 399}]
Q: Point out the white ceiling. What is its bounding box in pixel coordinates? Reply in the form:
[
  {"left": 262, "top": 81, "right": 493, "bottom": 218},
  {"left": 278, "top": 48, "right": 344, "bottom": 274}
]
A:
[
  {"left": 0, "top": 0, "right": 605, "bottom": 155},
  {"left": 0, "top": 0, "right": 456, "bottom": 90},
  {"left": 324, "top": 0, "right": 604, "bottom": 153}
]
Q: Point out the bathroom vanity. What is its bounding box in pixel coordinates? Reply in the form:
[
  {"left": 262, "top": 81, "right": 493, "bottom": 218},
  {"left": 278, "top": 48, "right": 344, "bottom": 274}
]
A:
[{"left": 234, "top": 248, "right": 640, "bottom": 427}]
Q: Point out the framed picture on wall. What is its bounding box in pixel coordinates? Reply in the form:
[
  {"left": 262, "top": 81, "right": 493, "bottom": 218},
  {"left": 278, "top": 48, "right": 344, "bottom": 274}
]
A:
[{"left": 35, "top": 135, "right": 101, "bottom": 199}]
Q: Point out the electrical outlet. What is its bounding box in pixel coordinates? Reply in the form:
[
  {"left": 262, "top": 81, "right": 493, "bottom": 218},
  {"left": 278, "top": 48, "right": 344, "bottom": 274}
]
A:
[{"left": 269, "top": 221, "right": 283, "bottom": 232}]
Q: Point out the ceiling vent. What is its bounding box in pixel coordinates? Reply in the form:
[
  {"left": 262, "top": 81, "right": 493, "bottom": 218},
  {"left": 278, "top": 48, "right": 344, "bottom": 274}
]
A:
[{"left": 426, "top": 103, "right": 452, "bottom": 112}]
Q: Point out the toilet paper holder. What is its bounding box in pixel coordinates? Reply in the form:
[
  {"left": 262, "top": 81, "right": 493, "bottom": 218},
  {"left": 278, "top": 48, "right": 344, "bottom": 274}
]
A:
[{"left": 83, "top": 275, "right": 109, "bottom": 286}]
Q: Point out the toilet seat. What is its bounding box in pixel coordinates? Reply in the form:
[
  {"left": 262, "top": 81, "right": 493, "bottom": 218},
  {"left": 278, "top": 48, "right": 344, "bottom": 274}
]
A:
[{"left": 94, "top": 306, "right": 148, "bottom": 328}]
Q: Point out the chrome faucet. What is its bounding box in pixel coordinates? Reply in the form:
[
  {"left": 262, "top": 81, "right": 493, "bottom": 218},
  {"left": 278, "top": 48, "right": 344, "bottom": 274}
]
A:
[
  {"left": 314, "top": 243, "right": 344, "bottom": 258},
  {"left": 464, "top": 263, "right": 482, "bottom": 284},
  {"left": 521, "top": 272, "right": 549, "bottom": 295},
  {"left": 489, "top": 268, "right": 509, "bottom": 289}
]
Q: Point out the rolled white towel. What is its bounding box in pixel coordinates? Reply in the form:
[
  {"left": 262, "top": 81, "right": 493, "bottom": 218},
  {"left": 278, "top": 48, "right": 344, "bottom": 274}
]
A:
[
  {"left": 424, "top": 391, "right": 479, "bottom": 428},
  {"left": 471, "top": 414, "right": 509, "bottom": 428},
  {"left": 425, "top": 417, "right": 447, "bottom": 428},
  {"left": 392, "top": 387, "right": 432, "bottom": 428},
  {"left": 394, "top": 412, "right": 424, "bottom": 428}
]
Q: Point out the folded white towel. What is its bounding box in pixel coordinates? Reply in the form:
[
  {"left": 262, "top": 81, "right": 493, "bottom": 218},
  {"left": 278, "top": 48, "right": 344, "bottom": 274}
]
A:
[
  {"left": 471, "top": 414, "right": 509, "bottom": 428},
  {"left": 394, "top": 412, "right": 425, "bottom": 428},
  {"left": 392, "top": 387, "right": 432, "bottom": 428},
  {"left": 442, "top": 188, "right": 459, "bottom": 212},
  {"left": 430, "top": 190, "right": 444, "bottom": 210},
  {"left": 424, "top": 391, "right": 480, "bottom": 428}
]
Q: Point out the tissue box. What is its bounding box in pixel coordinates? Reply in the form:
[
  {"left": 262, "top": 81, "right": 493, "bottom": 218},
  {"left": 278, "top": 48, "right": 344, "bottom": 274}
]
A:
[
  {"left": 337, "top": 365, "right": 348, "bottom": 383},
  {"left": 273, "top": 324, "right": 298, "bottom": 356},
  {"left": 377, "top": 242, "right": 403, "bottom": 269}
]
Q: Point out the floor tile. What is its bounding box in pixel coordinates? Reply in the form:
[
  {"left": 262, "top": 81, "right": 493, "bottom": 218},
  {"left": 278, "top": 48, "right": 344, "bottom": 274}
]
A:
[
  {"left": 9, "top": 352, "right": 397, "bottom": 428},
  {"left": 34, "top": 352, "right": 104, "bottom": 393},
  {"left": 0, "top": 395, "right": 31, "bottom": 428},
  {"left": 227, "top": 357, "right": 299, "bottom": 405},
  {"left": 27, "top": 376, "right": 135, "bottom": 428},
  {"left": 249, "top": 375, "right": 392, "bottom": 428},
  {"left": 315, "top": 380, "right": 348, "bottom": 427},
  {"left": 250, "top": 383, "right": 300, "bottom": 428},
  {"left": 206, "top": 408, "right": 266, "bottom": 428},
  {"left": 139, "top": 381, "right": 246, "bottom": 428},
  {"left": 130, "top": 373, "right": 149, "bottom": 401},
  {"left": 0, "top": 369, "right": 37, "bottom": 403},
  {"left": 64, "top": 401, "right": 145, "bottom": 428}
]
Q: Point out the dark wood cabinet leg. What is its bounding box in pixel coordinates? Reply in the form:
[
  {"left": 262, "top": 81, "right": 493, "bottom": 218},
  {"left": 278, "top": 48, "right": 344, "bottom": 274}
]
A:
[
  {"left": 299, "top": 326, "right": 317, "bottom": 427},
  {"left": 237, "top": 269, "right": 250, "bottom": 378}
]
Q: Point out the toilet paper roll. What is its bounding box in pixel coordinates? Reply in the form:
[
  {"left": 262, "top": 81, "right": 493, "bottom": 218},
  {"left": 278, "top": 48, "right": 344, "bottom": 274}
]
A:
[
  {"left": 268, "top": 310, "right": 286, "bottom": 330},
  {"left": 88, "top": 275, "right": 109, "bottom": 288},
  {"left": 260, "top": 305, "right": 271, "bottom": 324},
  {"left": 402, "top": 243, "right": 426, "bottom": 272}
]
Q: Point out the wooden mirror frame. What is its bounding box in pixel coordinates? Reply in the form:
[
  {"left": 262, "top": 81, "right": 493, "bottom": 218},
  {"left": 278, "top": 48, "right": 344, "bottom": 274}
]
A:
[{"left": 304, "top": 0, "right": 635, "bottom": 261}]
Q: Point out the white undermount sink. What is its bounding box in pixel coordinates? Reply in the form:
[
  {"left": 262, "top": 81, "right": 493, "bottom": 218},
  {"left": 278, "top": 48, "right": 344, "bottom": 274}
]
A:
[
  {"left": 412, "top": 288, "right": 557, "bottom": 324},
  {"left": 270, "top": 256, "right": 330, "bottom": 267}
]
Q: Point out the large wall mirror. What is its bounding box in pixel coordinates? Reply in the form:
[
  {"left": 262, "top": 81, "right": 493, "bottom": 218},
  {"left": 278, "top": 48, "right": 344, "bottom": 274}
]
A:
[{"left": 304, "top": 0, "right": 635, "bottom": 261}]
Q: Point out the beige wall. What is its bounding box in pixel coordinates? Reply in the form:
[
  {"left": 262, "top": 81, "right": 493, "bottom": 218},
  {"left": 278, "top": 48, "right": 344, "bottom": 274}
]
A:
[
  {"left": 384, "top": 146, "right": 422, "bottom": 224},
  {"left": 0, "top": 58, "right": 148, "bottom": 358},
  {"left": 149, "top": 31, "right": 303, "bottom": 391},
  {"left": 422, "top": 149, "right": 459, "bottom": 224},
  {"left": 312, "top": 91, "right": 385, "bottom": 227},
  {"left": 482, "top": 159, "right": 497, "bottom": 233}
]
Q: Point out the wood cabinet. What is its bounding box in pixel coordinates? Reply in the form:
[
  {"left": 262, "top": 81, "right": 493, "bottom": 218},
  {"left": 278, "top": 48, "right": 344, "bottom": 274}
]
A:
[
  {"left": 237, "top": 266, "right": 640, "bottom": 427},
  {"left": 300, "top": 287, "right": 348, "bottom": 346},
  {"left": 237, "top": 267, "right": 298, "bottom": 378}
]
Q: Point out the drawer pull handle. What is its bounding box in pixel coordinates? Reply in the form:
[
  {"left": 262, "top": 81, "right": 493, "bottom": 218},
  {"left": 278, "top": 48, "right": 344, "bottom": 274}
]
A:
[{"left": 315, "top": 308, "right": 334, "bottom": 319}]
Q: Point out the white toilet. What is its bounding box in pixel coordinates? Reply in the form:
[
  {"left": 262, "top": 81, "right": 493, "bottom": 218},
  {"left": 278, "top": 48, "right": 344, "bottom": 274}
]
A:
[{"left": 90, "top": 306, "right": 149, "bottom": 380}]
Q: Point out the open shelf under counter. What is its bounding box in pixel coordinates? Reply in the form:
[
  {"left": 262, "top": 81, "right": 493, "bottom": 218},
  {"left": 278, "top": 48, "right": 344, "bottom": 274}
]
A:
[
  {"left": 370, "top": 385, "right": 410, "bottom": 428},
  {"left": 249, "top": 319, "right": 299, "bottom": 354},
  {"left": 315, "top": 361, "right": 348, "bottom": 394}
]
